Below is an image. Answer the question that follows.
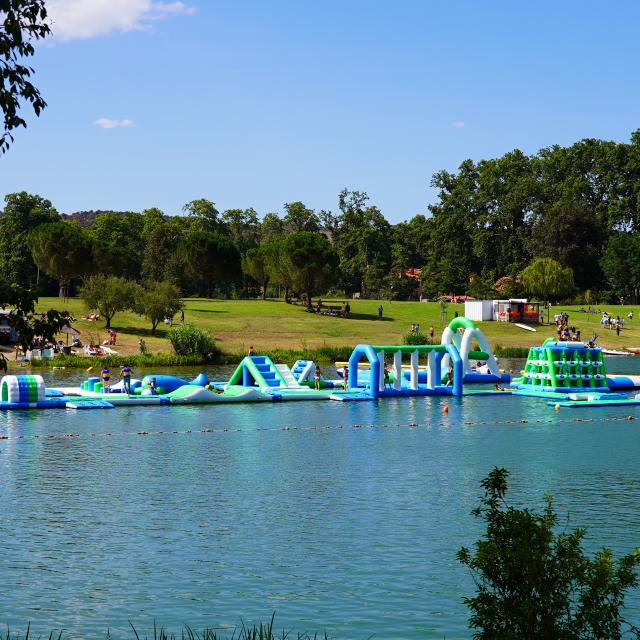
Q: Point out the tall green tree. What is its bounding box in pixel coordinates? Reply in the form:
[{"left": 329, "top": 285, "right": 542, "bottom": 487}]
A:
[
  {"left": 282, "top": 201, "right": 320, "bottom": 233},
  {"left": 180, "top": 230, "right": 240, "bottom": 297},
  {"left": 284, "top": 232, "right": 338, "bottom": 304},
  {"left": 28, "top": 222, "right": 94, "bottom": 299},
  {"left": 520, "top": 258, "right": 575, "bottom": 302},
  {"left": 265, "top": 237, "right": 294, "bottom": 300},
  {"left": 141, "top": 207, "right": 166, "bottom": 238},
  {"left": 333, "top": 189, "right": 391, "bottom": 296},
  {"left": 80, "top": 275, "right": 136, "bottom": 329},
  {"left": 0, "top": 192, "right": 59, "bottom": 287},
  {"left": 390, "top": 215, "right": 433, "bottom": 271},
  {"left": 600, "top": 233, "right": 640, "bottom": 301},
  {"left": 471, "top": 150, "right": 536, "bottom": 280},
  {"left": 221, "top": 208, "right": 260, "bottom": 252},
  {"left": 424, "top": 161, "right": 479, "bottom": 296},
  {"left": 459, "top": 468, "right": 640, "bottom": 639},
  {"left": 86, "top": 212, "right": 145, "bottom": 280},
  {"left": 133, "top": 281, "right": 183, "bottom": 335},
  {"left": 0, "top": 0, "right": 51, "bottom": 152},
  {"left": 242, "top": 244, "right": 274, "bottom": 299},
  {"left": 260, "top": 212, "right": 285, "bottom": 241},
  {"left": 528, "top": 202, "right": 606, "bottom": 290},
  {"left": 142, "top": 216, "right": 184, "bottom": 283},
  {"left": 535, "top": 137, "right": 631, "bottom": 232},
  {"left": 183, "top": 198, "right": 221, "bottom": 230}
]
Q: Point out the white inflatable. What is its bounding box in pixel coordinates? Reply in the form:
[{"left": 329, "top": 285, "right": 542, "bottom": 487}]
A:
[{"left": 440, "top": 317, "right": 501, "bottom": 377}]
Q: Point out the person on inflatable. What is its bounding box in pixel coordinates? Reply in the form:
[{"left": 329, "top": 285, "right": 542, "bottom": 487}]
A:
[
  {"left": 120, "top": 365, "right": 132, "bottom": 394},
  {"left": 101, "top": 367, "right": 111, "bottom": 393}
]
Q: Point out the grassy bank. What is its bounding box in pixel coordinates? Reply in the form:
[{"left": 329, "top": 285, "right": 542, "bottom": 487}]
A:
[
  {"left": 23, "top": 353, "right": 207, "bottom": 369},
  {"left": 26, "top": 297, "right": 640, "bottom": 369}
]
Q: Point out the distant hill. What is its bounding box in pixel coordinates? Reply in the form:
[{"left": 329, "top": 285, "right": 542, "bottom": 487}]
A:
[{"left": 60, "top": 210, "right": 134, "bottom": 227}]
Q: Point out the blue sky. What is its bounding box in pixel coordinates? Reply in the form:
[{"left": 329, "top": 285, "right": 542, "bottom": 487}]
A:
[{"left": 2, "top": 0, "right": 640, "bottom": 222}]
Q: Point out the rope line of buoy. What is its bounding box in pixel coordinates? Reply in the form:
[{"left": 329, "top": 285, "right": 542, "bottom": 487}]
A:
[{"left": 0, "top": 413, "right": 636, "bottom": 443}]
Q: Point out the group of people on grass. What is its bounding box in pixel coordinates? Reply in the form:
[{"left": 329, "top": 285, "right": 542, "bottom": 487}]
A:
[
  {"left": 301, "top": 297, "right": 352, "bottom": 318},
  {"left": 601, "top": 312, "right": 627, "bottom": 336},
  {"left": 102, "top": 328, "right": 117, "bottom": 346},
  {"left": 554, "top": 312, "right": 582, "bottom": 342}
]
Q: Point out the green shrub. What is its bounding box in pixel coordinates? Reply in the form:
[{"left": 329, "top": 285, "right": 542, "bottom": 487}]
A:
[
  {"left": 167, "top": 324, "right": 218, "bottom": 358},
  {"left": 493, "top": 344, "right": 529, "bottom": 358},
  {"left": 403, "top": 330, "right": 429, "bottom": 346}
]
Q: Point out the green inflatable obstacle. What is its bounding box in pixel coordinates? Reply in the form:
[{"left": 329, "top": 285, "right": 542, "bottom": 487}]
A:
[{"left": 513, "top": 339, "right": 608, "bottom": 397}]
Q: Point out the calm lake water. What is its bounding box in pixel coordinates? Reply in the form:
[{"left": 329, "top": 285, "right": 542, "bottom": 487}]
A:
[{"left": 1, "top": 358, "right": 640, "bottom": 639}]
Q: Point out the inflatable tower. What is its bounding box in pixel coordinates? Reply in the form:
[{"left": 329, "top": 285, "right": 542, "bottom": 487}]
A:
[{"left": 514, "top": 339, "right": 608, "bottom": 394}]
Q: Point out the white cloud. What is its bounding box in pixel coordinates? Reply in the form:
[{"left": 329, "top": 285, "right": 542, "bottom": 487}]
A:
[
  {"left": 450, "top": 121, "right": 465, "bottom": 129},
  {"left": 47, "top": 0, "right": 196, "bottom": 41},
  {"left": 94, "top": 118, "right": 136, "bottom": 129}
]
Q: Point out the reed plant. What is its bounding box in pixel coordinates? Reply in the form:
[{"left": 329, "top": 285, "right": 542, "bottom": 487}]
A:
[{"left": 0, "top": 616, "right": 329, "bottom": 640}]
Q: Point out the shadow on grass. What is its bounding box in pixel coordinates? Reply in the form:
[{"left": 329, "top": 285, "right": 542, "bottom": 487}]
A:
[
  {"left": 301, "top": 310, "right": 395, "bottom": 322},
  {"left": 184, "top": 308, "right": 228, "bottom": 314},
  {"left": 115, "top": 326, "right": 170, "bottom": 339}
]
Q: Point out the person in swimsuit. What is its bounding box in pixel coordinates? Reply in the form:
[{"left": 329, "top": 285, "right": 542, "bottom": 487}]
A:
[
  {"left": 314, "top": 365, "right": 322, "bottom": 391},
  {"left": 101, "top": 367, "right": 111, "bottom": 393},
  {"left": 121, "top": 365, "right": 132, "bottom": 394}
]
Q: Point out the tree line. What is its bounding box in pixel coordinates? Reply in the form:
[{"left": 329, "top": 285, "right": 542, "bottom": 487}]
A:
[{"left": 5, "top": 132, "right": 640, "bottom": 304}]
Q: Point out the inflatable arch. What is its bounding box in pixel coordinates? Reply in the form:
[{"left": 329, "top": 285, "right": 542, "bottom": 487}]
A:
[
  {"left": 440, "top": 317, "right": 502, "bottom": 380},
  {"left": 347, "top": 343, "right": 463, "bottom": 398}
]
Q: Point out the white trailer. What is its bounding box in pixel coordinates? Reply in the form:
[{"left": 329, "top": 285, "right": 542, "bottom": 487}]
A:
[{"left": 464, "top": 300, "right": 494, "bottom": 321}]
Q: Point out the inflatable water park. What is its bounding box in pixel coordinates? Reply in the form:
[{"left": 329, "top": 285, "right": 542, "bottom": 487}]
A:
[
  {"left": 510, "top": 338, "right": 640, "bottom": 408},
  {"left": 2, "top": 318, "right": 640, "bottom": 411}
]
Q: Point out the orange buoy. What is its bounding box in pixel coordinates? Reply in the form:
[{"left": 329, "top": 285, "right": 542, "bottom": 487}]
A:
[{"left": 443, "top": 405, "right": 449, "bottom": 414}]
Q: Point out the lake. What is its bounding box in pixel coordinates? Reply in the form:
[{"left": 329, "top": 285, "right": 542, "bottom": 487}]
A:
[{"left": 1, "top": 358, "right": 640, "bottom": 638}]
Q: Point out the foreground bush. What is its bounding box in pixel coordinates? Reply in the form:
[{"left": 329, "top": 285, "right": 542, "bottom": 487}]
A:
[
  {"left": 168, "top": 323, "right": 218, "bottom": 359},
  {"left": 459, "top": 468, "right": 640, "bottom": 639}
]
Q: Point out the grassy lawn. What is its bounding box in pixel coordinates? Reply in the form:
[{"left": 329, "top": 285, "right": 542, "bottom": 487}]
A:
[{"left": 32, "top": 297, "right": 640, "bottom": 358}]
